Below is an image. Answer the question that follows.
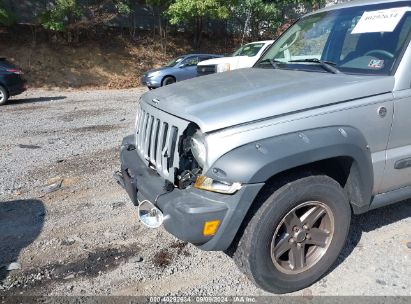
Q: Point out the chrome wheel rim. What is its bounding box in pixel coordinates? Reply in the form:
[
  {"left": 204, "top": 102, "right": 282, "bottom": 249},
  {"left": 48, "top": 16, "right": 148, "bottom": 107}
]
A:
[
  {"left": 0, "top": 89, "right": 4, "bottom": 102},
  {"left": 270, "top": 201, "right": 334, "bottom": 274}
]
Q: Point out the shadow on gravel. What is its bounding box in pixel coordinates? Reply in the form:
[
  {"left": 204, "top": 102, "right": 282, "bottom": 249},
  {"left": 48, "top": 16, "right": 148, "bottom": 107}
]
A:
[
  {"left": 9, "top": 96, "right": 66, "bottom": 105},
  {"left": 0, "top": 199, "right": 45, "bottom": 282},
  {"left": 334, "top": 200, "right": 411, "bottom": 270}
]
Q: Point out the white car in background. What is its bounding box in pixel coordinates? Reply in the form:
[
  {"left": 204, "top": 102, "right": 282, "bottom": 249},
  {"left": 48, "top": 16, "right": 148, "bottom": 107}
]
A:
[{"left": 197, "top": 40, "right": 274, "bottom": 75}]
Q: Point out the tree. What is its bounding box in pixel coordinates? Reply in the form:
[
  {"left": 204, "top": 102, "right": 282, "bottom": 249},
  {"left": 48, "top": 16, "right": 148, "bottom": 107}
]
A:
[
  {"left": 167, "top": 0, "right": 230, "bottom": 48},
  {"left": 113, "top": 0, "right": 140, "bottom": 38},
  {"left": 0, "top": 0, "right": 17, "bottom": 26},
  {"left": 146, "top": 0, "right": 173, "bottom": 52},
  {"left": 39, "top": 0, "right": 82, "bottom": 32},
  {"left": 230, "top": 0, "right": 277, "bottom": 41}
]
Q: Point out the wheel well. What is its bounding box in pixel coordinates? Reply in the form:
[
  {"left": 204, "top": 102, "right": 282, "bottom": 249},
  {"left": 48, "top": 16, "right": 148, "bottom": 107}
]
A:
[
  {"left": 162, "top": 75, "right": 176, "bottom": 85},
  {"left": 267, "top": 156, "right": 353, "bottom": 188},
  {"left": 226, "top": 156, "right": 358, "bottom": 256},
  {"left": 0, "top": 82, "right": 8, "bottom": 94}
]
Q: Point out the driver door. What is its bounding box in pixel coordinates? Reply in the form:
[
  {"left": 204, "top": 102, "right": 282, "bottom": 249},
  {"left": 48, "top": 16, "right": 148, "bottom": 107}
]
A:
[{"left": 176, "top": 56, "right": 199, "bottom": 81}]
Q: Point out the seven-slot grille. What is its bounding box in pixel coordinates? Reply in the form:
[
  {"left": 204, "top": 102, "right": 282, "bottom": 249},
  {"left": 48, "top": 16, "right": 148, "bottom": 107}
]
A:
[{"left": 135, "top": 103, "right": 187, "bottom": 181}]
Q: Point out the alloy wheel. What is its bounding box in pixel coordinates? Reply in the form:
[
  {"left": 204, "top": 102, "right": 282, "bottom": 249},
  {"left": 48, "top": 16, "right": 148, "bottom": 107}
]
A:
[{"left": 270, "top": 201, "right": 335, "bottom": 274}]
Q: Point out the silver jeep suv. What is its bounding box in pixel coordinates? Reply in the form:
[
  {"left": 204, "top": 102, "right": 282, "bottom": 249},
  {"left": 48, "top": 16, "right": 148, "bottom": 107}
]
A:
[{"left": 116, "top": 0, "right": 411, "bottom": 293}]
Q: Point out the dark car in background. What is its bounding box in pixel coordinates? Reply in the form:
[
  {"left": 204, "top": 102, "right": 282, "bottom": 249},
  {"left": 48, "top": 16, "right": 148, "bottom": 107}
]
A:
[
  {"left": 0, "top": 58, "right": 26, "bottom": 105},
  {"left": 141, "top": 54, "right": 222, "bottom": 89}
]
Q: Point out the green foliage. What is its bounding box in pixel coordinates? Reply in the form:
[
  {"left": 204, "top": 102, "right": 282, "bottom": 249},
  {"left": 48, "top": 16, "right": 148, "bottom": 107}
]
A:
[
  {"left": 0, "top": 0, "right": 17, "bottom": 26},
  {"left": 167, "top": 0, "right": 230, "bottom": 25},
  {"left": 114, "top": 0, "right": 133, "bottom": 16},
  {"left": 39, "top": 0, "right": 82, "bottom": 31},
  {"left": 231, "top": 0, "right": 277, "bottom": 30},
  {"left": 0, "top": 0, "right": 327, "bottom": 44}
]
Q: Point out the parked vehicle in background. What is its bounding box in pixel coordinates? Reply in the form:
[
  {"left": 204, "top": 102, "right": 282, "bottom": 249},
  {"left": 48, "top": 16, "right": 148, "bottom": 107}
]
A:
[
  {"left": 141, "top": 54, "right": 222, "bottom": 89},
  {"left": 116, "top": 0, "right": 411, "bottom": 295},
  {"left": 0, "top": 58, "right": 26, "bottom": 105},
  {"left": 197, "top": 40, "right": 273, "bottom": 76}
]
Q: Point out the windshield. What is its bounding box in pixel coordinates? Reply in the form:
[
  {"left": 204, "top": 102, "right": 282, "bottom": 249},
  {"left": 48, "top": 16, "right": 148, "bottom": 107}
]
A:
[
  {"left": 233, "top": 43, "right": 265, "bottom": 57},
  {"left": 257, "top": 2, "right": 411, "bottom": 75},
  {"left": 166, "top": 56, "right": 185, "bottom": 67}
]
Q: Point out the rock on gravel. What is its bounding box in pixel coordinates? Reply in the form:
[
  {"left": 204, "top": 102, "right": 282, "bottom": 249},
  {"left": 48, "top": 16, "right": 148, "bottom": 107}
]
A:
[{"left": 6, "top": 262, "right": 21, "bottom": 271}]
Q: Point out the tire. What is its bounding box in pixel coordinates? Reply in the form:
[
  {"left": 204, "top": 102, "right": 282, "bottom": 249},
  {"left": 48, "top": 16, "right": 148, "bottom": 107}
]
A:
[
  {"left": 233, "top": 174, "right": 351, "bottom": 294},
  {"left": 0, "top": 85, "right": 9, "bottom": 105},
  {"left": 162, "top": 76, "right": 176, "bottom": 86}
]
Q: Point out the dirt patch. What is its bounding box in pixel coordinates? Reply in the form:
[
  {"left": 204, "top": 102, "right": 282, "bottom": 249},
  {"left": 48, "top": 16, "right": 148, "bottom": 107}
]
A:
[
  {"left": 151, "top": 242, "right": 191, "bottom": 268},
  {"left": 17, "top": 144, "right": 41, "bottom": 149},
  {"left": 71, "top": 124, "right": 124, "bottom": 134},
  {"left": 25, "top": 146, "right": 119, "bottom": 188},
  {"left": 170, "top": 241, "right": 190, "bottom": 257},
  {"left": 2, "top": 245, "right": 140, "bottom": 293},
  {"left": 2, "top": 105, "right": 49, "bottom": 112},
  {"left": 56, "top": 108, "right": 116, "bottom": 122},
  {"left": 152, "top": 249, "right": 173, "bottom": 268}
]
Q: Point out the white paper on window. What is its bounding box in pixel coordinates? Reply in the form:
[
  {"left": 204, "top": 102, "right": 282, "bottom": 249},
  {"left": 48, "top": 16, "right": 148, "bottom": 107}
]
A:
[{"left": 352, "top": 7, "right": 409, "bottom": 34}]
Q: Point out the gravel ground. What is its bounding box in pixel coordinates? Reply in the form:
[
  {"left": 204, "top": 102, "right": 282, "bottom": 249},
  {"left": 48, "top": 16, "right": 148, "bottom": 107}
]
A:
[{"left": 0, "top": 89, "right": 410, "bottom": 297}]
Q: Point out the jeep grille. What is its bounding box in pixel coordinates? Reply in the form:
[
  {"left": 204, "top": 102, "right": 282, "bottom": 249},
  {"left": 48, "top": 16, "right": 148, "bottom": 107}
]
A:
[{"left": 135, "top": 102, "right": 189, "bottom": 182}]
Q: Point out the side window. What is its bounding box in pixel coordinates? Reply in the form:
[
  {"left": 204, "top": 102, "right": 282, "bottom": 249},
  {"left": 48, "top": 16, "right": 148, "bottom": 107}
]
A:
[
  {"left": 340, "top": 17, "right": 361, "bottom": 61},
  {"left": 198, "top": 56, "right": 211, "bottom": 62},
  {"left": 183, "top": 56, "right": 199, "bottom": 66}
]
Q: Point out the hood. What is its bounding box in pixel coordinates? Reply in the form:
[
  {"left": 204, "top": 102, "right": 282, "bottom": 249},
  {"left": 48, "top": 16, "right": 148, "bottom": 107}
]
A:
[
  {"left": 197, "top": 56, "right": 240, "bottom": 66},
  {"left": 145, "top": 66, "right": 171, "bottom": 75},
  {"left": 142, "top": 68, "right": 395, "bottom": 133}
]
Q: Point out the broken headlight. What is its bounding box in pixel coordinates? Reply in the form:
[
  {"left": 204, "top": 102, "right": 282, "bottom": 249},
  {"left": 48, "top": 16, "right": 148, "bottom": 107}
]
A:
[
  {"left": 190, "top": 131, "right": 206, "bottom": 168},
  {"left": 194, "top": 176, "right": 242, "bottom": 194}
]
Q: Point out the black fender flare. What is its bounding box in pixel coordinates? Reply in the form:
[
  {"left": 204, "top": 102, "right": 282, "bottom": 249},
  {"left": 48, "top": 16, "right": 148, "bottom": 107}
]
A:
[{"left": 207, "top": 126, "right": 373, "bottom": 212}]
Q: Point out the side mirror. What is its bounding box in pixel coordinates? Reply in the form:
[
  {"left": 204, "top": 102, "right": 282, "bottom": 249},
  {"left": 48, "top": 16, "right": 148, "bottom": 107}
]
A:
[{"left": 179, "top": 64, "right": 186, "bottom": 68}]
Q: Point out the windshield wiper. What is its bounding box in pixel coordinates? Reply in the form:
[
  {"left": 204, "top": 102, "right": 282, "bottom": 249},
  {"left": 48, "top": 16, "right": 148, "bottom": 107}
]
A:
[
  {"left": 257, "top": 58, "right": 284, "bottom": 69},
  {"left": 288, "top": 58, "right": 341, "bottom": 74}
]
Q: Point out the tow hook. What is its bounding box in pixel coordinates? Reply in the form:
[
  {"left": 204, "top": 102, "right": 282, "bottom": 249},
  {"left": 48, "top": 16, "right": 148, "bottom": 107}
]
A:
[{"left": 138, "top": 200, "right": 164, "bottom": 228}]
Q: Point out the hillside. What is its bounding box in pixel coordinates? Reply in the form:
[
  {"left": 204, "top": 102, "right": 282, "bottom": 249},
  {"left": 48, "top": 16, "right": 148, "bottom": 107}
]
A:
[{"left": 0, "top": 29, "right": 236, "bottom": 89}]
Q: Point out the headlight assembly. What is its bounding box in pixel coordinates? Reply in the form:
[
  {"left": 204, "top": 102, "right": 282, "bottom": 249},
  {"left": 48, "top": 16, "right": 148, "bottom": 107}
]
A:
[
  {"left": 190, "top": 131, "right": 206, "bottom": 168},
  {"left": 194, "top": 175, "right": 242, "bottom": 194},
  {"left": 147, "top": 71, "right": 160, "bottom": 78},
  {"left": 216, "top": 63, "right": 231, "bottom": 73}
]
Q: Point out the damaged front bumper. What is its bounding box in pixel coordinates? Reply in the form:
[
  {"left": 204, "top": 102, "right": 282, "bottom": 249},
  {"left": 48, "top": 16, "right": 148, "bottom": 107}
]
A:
[{"left": 114, "top": 135, "right": 264, "bottom": 251}]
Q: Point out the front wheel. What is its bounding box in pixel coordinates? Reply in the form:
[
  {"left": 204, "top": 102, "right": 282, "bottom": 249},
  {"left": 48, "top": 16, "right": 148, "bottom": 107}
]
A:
[
  {"left": 162, "top": 76, "right": 176, "bottom": 86},
  {"left": 233, "top": 175, "right": 351, "bottom": 294},
  {"left": 0, "top": 85, "right": 9, "bottom": 105}
]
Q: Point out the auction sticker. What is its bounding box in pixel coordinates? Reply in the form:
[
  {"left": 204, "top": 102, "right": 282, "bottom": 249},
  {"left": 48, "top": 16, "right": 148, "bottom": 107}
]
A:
[
  {"left": 368, "top": 59, "right": 385, "bottom": 69},
  {"left": 352, "top": 7, "right": 409, "bottom": 34}
]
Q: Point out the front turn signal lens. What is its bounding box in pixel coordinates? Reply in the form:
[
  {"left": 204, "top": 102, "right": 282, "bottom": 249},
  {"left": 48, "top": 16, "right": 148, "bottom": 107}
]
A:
[
  {"left": 194, "top": 175, "right": 242, "bottom": 194},
  {"left": 203, "top": 220, "right": 220, "bottom": 236}
]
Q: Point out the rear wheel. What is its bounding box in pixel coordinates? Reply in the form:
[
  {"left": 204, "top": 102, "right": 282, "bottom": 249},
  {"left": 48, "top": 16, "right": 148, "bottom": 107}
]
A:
[
  {"left": 162, "top": 76, "right": 176, "bottom": 86},
  {"left": 233, "top": 175, "right": 351, "bottom": 294},
  {"left": 0, "top": 85, "right": 9, "bottom": 105}
]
